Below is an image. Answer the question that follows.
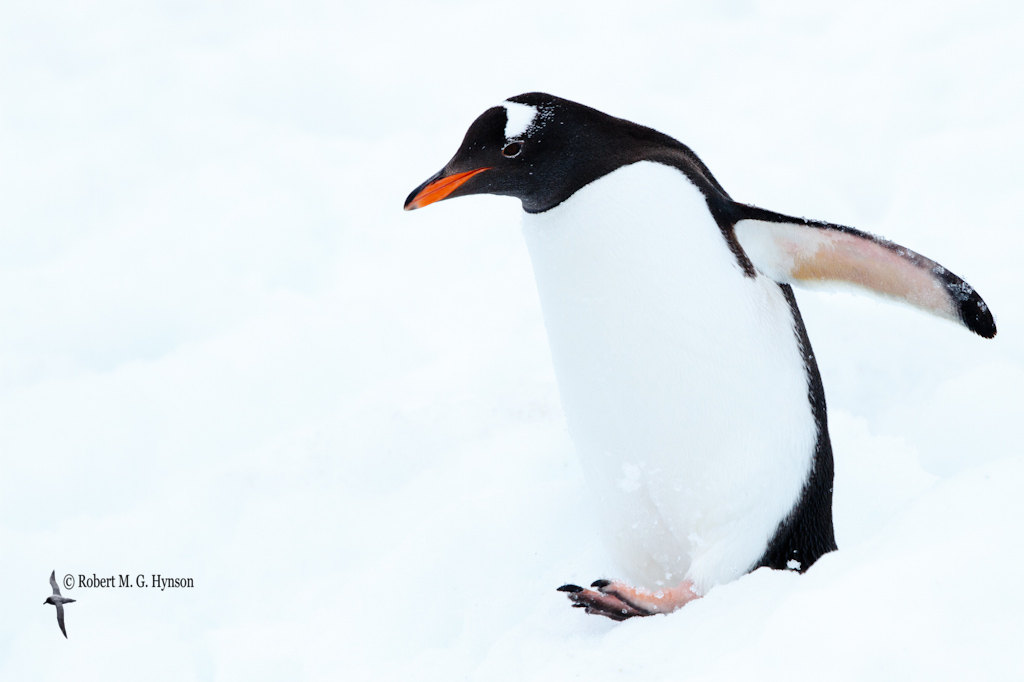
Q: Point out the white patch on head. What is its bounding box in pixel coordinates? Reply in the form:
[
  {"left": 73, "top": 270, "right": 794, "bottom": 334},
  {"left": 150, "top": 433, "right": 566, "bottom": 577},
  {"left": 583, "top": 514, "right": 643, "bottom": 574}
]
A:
[{"left": 502, "top": 101, "right": 538, "bottom": 140}]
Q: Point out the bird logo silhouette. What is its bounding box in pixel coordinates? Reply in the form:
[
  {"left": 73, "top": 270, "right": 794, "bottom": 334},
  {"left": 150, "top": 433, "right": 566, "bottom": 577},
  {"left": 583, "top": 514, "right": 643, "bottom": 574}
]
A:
[{"left": 43, "top": 571, "right": 75, "bottom": 638}]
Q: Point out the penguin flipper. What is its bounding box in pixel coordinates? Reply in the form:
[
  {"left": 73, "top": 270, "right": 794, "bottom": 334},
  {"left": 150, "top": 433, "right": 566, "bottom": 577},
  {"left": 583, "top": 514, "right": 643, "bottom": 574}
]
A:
[{"left": 731, "top": 206, "right": 996, "bottom": 338}]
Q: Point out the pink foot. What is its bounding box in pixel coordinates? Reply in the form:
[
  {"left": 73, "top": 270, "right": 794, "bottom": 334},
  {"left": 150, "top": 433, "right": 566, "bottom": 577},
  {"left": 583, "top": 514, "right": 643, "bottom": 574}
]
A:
[{"left": 558, "top": 579, "right": 699, "bottom": 621}]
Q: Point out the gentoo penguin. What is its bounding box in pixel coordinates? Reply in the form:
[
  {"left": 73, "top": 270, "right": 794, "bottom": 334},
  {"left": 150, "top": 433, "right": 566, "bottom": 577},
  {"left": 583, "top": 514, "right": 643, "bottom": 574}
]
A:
[{"left": 404, "top": 93, "right": 997, "bottom": 621}]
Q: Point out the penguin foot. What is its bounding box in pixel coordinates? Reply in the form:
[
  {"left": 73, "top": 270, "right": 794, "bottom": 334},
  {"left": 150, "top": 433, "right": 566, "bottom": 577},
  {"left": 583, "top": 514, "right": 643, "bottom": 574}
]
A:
[
  {"left": 557, "top": 579, "right": 699, "bottom": 621},
  {"left": 557, "top": 582, "right": 649, "bottom": 620}
]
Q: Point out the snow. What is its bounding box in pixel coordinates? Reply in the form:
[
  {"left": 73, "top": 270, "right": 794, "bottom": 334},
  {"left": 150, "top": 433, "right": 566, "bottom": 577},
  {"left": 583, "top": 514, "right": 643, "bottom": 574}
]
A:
[{"left": 1, "top": 1, "right": 1022, "bottom": 681}]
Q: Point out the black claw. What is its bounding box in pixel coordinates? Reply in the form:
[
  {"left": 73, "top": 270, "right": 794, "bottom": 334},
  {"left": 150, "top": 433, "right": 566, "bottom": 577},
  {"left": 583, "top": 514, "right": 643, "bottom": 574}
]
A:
[
  {"left": 591, "top": 579, "right": 612, "bottom": 589},
  {"left": 557, "top": 584, "right": 584, "bottom": 593},
  {"left": 571, "top": 603, "right": 586, "bottom": 608}
]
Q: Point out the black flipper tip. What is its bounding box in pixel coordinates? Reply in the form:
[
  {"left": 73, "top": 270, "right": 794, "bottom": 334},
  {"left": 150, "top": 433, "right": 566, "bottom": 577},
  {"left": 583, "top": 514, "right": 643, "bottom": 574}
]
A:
[
  {"left": 959, "top": 290, "right": 997, "bottom": 339},
  {"left": 938, "top": 270, "right": 997, "bottom": 339}
]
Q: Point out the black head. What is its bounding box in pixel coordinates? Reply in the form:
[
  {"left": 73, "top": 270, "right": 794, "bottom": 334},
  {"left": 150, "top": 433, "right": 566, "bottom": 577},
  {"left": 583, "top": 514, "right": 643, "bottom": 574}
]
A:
[{"left": 404, "top": 93, "right": 719, "bottom": 214}]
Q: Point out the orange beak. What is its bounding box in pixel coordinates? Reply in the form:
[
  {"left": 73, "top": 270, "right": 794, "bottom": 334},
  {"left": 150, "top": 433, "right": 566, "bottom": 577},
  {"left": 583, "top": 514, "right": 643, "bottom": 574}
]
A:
[{"left": 404, "top": 167, "right": 491, "bottom": 211}]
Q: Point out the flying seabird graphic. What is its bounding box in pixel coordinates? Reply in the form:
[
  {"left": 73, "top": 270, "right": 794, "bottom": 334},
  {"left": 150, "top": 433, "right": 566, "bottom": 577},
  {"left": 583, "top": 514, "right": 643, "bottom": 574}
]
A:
[{"left": 44, "top": 570, "right": 75, "bottom": 638}]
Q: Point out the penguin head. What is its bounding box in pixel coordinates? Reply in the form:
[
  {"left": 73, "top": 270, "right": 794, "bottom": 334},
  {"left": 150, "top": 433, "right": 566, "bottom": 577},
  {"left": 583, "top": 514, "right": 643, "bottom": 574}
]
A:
[
  {"left": 404, "top": 93, "right": 565, "bottom": 213},
  {"left": 405, "top": 93, "right": 667, "bottom": 214}
]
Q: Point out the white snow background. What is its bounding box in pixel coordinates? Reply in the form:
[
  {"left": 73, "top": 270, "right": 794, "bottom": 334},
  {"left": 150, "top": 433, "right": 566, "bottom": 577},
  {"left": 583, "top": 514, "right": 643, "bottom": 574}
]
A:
[{"left": 2, "top": 1, "right": 1022, "bottom": 679}]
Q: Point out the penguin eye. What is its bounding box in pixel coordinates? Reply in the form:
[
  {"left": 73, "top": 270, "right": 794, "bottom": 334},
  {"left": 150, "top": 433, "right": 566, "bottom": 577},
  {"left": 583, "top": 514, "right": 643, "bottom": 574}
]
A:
[{"left": 502, "top": 141, "right": 523, "bottom": 158}]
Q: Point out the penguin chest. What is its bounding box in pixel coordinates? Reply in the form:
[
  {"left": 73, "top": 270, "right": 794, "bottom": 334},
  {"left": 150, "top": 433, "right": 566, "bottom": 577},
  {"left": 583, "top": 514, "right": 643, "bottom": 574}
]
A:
[{"left": 521, "top": 162, "right": 818, "bottom": 592}]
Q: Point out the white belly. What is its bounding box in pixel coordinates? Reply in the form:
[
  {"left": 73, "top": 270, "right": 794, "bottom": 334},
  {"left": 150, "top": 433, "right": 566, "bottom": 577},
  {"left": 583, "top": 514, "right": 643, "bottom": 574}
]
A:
[{"left": 521, "top": 162, "right": 817, "bottom": 593}]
